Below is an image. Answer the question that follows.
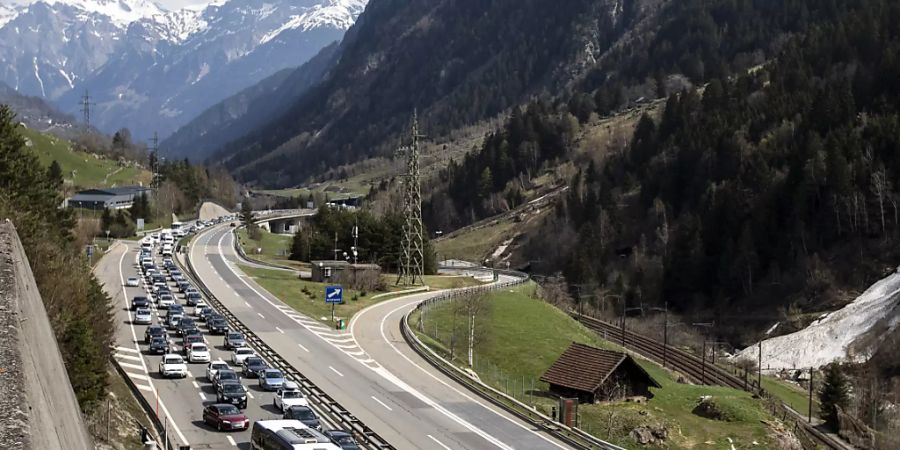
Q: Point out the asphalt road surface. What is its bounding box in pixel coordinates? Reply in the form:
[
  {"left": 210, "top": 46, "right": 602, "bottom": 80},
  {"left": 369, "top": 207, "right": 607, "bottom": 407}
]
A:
[{"left": 188, "top": 225, "right": 570, "bottom": 450}]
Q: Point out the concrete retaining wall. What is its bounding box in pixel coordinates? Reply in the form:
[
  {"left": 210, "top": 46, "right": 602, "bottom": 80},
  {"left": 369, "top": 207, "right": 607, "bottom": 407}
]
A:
[{"left": 0, "top": 220, "right": 93, "bottom": 450}]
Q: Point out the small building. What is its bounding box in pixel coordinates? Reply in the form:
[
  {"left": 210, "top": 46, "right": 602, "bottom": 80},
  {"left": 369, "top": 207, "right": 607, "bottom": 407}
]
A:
[
  {"left": 541, "top": 343, "right": 660, "bottom": 403},
  {"left": 67, "top": 186, "right": 152, "bottom": 210},
  {"left": 310, "top": 260, "right": 381, "bottom": 284}
]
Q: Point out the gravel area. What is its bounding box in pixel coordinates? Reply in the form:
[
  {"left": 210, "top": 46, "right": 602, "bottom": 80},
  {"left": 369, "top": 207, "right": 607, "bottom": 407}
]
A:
[{"left": 0, "top": 222, "right": 31, "bottom": 450}]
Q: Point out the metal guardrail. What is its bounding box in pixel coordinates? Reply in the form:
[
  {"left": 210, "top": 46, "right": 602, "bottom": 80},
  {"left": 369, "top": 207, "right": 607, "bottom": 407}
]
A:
[
  {"left": 109, "top": 357, "right": 176, "bottom": 450},
  {"left": 232, "top": 225, "right": 298, "bottom": 272},
  {"left": 400, "top": 273, "right": 624, "bottom": 450},
  {"left": 178, "top": 228, "right": 393, "bottom": 450}
]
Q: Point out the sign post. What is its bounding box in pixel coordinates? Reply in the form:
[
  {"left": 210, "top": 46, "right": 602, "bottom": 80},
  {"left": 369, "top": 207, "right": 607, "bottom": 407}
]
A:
[{"left": 325, "top": 285, "right": 343, "bottom": 327}]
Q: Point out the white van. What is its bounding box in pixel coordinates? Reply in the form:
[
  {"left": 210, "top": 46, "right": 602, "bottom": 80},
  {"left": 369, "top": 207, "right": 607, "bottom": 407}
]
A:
[{"left": 161, "top": 244, "right": 173, "bottom": 257}]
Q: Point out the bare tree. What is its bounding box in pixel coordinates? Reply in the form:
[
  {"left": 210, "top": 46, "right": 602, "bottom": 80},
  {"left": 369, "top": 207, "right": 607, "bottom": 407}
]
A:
[
  {"left": 453, "top": 292, "right": 491, "bottom": 367},
  {"left": 871, "top": 168, "right": 888, "bottom": 236}
]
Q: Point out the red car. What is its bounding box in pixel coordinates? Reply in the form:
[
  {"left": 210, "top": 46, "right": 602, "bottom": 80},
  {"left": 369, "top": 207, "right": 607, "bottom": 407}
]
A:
[{"left": 202, "top": 403, "right": 249, "bottom": 431}]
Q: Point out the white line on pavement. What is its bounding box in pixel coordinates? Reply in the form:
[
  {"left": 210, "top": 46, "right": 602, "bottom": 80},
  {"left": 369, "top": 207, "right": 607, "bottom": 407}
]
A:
[
  {"left": 226, "top": 435, "right": 237, "bottom": 446},
  {"left": 246, "top": 391, "right": 254, "bottom": 399},
  {"left": 244, "top": 301, "right": 251, "bottom": 308},
  {"left": 199, "top": 392, "right": 206, "bottom": 400},
  {"left": 329, "top": 366, "right": 344, "bottom": 377},
  {"left": 192, "top": 381, "right": 200, "bottom": 389},
  {"left": 275, "top": 326, "right": 285, "bottom": 334},
  {"left": 428, "top": 435, "right": 453, "bottom": 450},
  {"left": 118, "top": 361, "right": 144, "bottom": 371},
  {"left": 257, "top": 312, "right": 265, "bottom": 319},
  {"left": 127, "top": 373, "right": 150, "bottom": 381},
  {"left": 115, "top": 353, "right": 143, "bottom": 362},
  {"left": 136, "top": 384, "right": 154, "bottom": 392},
  {"left": 116, "top": 346, "right": 141, "bottom": 354},
  {"left": 297, "top": 343, "right": 309, "bottom": 353},
  {"left": 371, "top": 396, "right": 392, "bottom": 411}
]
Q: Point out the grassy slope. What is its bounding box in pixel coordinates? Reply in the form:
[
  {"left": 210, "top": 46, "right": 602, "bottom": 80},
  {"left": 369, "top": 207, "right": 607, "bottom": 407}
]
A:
[
  {"left": 412, "top": 282, "right": 776, "bottom": 449},
  {"left": 236, "top": 228, "right": 307, "bottom": 270},
  {"left": 22, "top": 128, "right": 151, "bottom": 189},
  {"left": 238, "top": 264, "right": 482, "bottom": 325},
  {"left": 434, "top": 219, "right": 517, "bottom": 262}
]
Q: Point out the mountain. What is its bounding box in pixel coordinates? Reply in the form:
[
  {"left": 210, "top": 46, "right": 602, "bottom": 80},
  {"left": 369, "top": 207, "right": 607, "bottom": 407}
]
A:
[
  {"left": 211, "top": 0, "right": 644, "bottom": 186},
  {"left": 0, "top": 80, "right": 77, "bottom": 131},
  {"left": 160, "top": 40, "right": 340, "bottom": 162},
  {"left": 0, "top": 0, "right": 367, "bottom": 139}
]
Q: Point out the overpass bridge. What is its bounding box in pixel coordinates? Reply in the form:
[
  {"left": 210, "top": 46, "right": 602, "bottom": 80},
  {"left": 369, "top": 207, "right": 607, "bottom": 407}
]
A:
[{"left": 253, "top": 208, "right": 317, "bottom": 234}]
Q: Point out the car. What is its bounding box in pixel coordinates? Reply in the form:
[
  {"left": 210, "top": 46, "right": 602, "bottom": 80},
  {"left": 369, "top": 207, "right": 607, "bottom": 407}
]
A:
[
  {"left": 178, "top": 282, "right": 192, "bottom": 294},
  {"left": 216, "top": 381, "right": 248, "bottom": 408},
  {"left": 178, "top": 318, "right": 197, "bottom": 336},
  {"left": 157, "top": 294, "right": 176, "bottom": 309},
  {"left": 158, "top": 354, "right": 188, "bottom": 378},
  {"left": 165, "top": 312, "right": 183, "bottom": 329},
  {"left": 260, "top": 369, "right": 287, "bottom": 393},
  {"left": 144, "top": 325, "right": 168, "bottom": 344},
  {"left": 126, "top": 276, "right": 140, "bottom": 287},
  {"left": 323, "top": 430, "right": 361, "bottom": 450},
  {"left": 132, "top": 307, "right": 152, "bottom": 325},
  {"left": 202, "top": 404, "right": 248, "bottom": 431},
  {"left": 206, "top": 361, "right": 230, "bottom": 382},
  {"left": 186, "top": 292, "right": 202, "bottom": 306},
  {"left": 214, "top": 370, "right": 240, "bottom": 393},
  {"left": 207, "top": 317, "right": 228, "bottom": 334},
  {"left": 131, "top": 296, "right": 150, "bottom": 311},
  {"left": 198, "top": 307, "right": 214, "bottom": 322},
  {"left": 187, "top": 342, "right": 211, "bottom": 363},
  {"left": 231, "top": 347, "right": 255, "bottom": 365},
  {"left": 148, "top": 337, "right": 170, "bottom": 355},
  {"left": 242, "top": 357, "right": 267, "bottom": 377},
  {"left": 282, "top": 405, "right": 320, "bottom": 430},
  {"left": 181, "top": 334, "right": 204, "bottom": 354},
  {"left": 152, "top": 274, "right": 166, "bottom": 284},
  {"left": 224, "top": 332, "right": 245, "bottom": 350}
]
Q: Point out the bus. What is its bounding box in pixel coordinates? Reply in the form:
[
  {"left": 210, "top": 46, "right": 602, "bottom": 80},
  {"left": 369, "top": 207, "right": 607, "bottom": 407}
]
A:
[{"left": 250, "top": 420, "right": 339, "bottom": 450}]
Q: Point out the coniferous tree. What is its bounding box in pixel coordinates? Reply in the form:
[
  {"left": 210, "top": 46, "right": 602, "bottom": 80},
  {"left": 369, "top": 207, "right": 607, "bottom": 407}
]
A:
[{"left": 819, "top": 364, "right": 850, "bottom": 430}]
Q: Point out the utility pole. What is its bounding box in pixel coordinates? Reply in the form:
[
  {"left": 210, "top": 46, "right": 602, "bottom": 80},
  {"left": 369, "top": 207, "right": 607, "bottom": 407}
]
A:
[
  {"left": 396, "top": 111, "right": 425, "bottom": 285},
  {"left": 79, "top": 90, "right": 95, "bottom": 127},
  {"left": 333, "top": 231, "right": 339, "bottom": 261},
  {"left": 352, "top": 221, "right": 359, "bottom": 265},
  {"left": 148, "top": 132, "right": 160, "bottom": 189},
  {"left": 649, "top": 302, "right": 669, "bottom": 368},
  {"left": 808, "top": 367, "right": 814, "bottom": 423},
  {"left": 758, "top": 340, "right": 762, "bottom": 391},
  {"left": 693, "top": 322, "right": 714, "bottom": 385}
]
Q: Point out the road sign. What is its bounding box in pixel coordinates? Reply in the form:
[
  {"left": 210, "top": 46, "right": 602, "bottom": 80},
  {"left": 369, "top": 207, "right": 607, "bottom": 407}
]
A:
[
  {"left": 325, "top": 285, "right": 343, "bottom": 304},
  {"left": 136, "top": 218, "right": 145, "bottom": 231}
]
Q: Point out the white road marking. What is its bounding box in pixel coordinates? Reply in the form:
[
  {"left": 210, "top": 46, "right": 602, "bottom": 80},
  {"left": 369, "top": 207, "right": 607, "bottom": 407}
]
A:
[
  {"left": 186, "top": 371, "right": 193, "bottom": 378},
  {"left": 257, "top": 312, "right": 265, "bottom": 319},
  {"left": 126, "top": 373, "right": 150, "bottom": 381},
  {"left": 116, "top": 346, "right": 140, "bottom": 354},
  {"left": 428, "top": 435, "right": 453, "bottom": 450},
  {"left": 246, "top": 391, "right": 254, "bottom": 399},
  {"left": 371, "top": 396, "right": 392, "bottom": 411},
  {"left": 275, "top": 326, "right": 285, "bottom": 334},
  {"left": 115, "top": 353, "right": 143, "bottom": 362},
  {"left": 329, "top": 366, "right": 344, "bottom": 377},
  {"left": 199, "top": 392, "right": 206, "bottom": 400},
  {"left": 297, "top": 343, "right": 309, "bottom": 352},
  {"left": 118, "top": 361, "right": 144, "bottom": 371},
  {"left": 226, "top": 435, "right": 237, "bottom": 446},
  {"left": 136, "top": 384, "right": 154, "bottom": 392},
  {"left": 244, "top": 301, "right": 251, "bottom": 308},
  {"left": 192, "top": 381, "right": 200, "bottom": 389}
]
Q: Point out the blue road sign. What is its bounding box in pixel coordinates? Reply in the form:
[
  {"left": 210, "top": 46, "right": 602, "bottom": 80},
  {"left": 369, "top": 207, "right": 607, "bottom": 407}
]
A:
[{"left": 325, "top": 285, "right": 343, "bottom": 304}]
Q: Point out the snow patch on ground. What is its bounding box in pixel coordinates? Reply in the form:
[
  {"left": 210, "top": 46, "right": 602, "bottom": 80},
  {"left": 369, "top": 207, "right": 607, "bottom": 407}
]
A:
[{"left": 734, "top": 267, "right": 900, "bottom": 369}]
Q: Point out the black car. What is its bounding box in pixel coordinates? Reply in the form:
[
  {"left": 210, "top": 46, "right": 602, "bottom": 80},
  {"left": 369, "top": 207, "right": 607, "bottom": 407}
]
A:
[
  {"left": 208, "top": 318, "right": 228, "bottom": 334},
  {"left": 176, "top": 280, "right": 190, "bottom": 292},
  {"left": 214, "top": 370, "right": 240, "bottom": 393},
  {"left": 198, "top": 307, "right": 214, "bottom": 322},
  {"left": 131, "top": 296, "right": 150, "bottom": 311},
  {"left": 148, "top": 337, "right": 170, "bottom": 355},
  {"left": 283, "top": 405, "right": 320, "bottom": 430},
  {"left": 323, "top": 430, "right": 361, "bottom": 450},
  {"left": 144, "top": 325, "right": 167, "bottom": 343},
  {"left": 186, "top": 292, "right": 202, "bottom": 306},
  {"left": 242, "top": 357, "right": 267, "bottom": 377},
  {"left": 152, "top": 275, "right": 166, "bottom": 284},
  {"left": 178, "top": 318, "right": 197, "bottom": 336},
  {"left": 216, "top": 381, "right": 248, "bottom": 409}
]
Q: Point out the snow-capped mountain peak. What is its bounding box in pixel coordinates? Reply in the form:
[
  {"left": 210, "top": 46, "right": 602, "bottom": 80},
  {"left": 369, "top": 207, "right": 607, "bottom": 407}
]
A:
[
  {"left": 24, "top": 0, "right": 169, "bottom": 26},
  {"left": 259, "top": 0, "right": 365, "bottom": 45}
]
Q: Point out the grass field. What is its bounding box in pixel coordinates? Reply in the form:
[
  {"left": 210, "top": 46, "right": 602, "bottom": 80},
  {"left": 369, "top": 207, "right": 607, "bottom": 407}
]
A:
[
  {"left": 22, "top": 128, "right": 151, "bottom": 189},
  {"left": 434, "top": 219, "right": 517, "bottom": 262},
  {"left": 236, "top": 228, "right": 308, "bottom": 270},
  {"left": 412, "top": 283, "right": 777, "bottom": 449}
]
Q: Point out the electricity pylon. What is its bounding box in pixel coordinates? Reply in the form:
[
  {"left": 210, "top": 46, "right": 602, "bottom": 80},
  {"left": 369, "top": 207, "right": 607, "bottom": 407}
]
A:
[{"left": 396, "top": 111, "right": 425, "bottom": 285}]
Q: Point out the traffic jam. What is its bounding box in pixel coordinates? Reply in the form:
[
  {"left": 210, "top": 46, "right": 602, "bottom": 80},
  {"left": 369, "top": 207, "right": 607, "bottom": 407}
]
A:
[{"left": 126, "top": 221, "right": 361, "bottom": 450}]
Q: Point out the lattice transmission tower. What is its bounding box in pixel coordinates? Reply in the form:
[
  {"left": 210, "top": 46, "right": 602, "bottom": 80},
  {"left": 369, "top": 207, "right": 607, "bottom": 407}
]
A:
[
  {"left": 396, "top": 111, "right": 425, "bottom": 286},
  {"left": 79, "top": 90, "right": 95, "bottom": 127}
]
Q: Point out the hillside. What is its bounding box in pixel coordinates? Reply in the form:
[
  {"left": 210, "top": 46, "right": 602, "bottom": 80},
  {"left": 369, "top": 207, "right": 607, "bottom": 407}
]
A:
[{"left": 21, "top": 127, "right": 151, "bottom": 190}]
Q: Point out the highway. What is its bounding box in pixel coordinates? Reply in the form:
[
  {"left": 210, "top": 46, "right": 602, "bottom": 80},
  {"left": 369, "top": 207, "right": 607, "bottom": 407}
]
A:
[{"left": 188, "top": 224, "right": 571, "bottom": 449}]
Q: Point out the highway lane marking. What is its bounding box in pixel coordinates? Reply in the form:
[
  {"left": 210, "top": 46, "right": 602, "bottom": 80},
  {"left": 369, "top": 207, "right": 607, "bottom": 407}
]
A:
[
  {"left": 297, "top": 343, "right": 309, "bottom": 352},
  {"left": 118, "top": 361, "right": 144, "bottom": 371},
  {"left": 371, "top": 396, "right": 392, "bottom": 411},
  {"left": 244, "top": 301, "right": 251, "bottom": 308},
  {"left": 275, "top": 326, "right": 285, "bottom": 334},
  {"left": 186, "top": 370, "right": 193, "bottom": 378},
  {"left": 428, "top": 435, "right": 453, "bottom": 450},
  {"left": 113, "top": 244, "right": 191, "bottom": 447},
  {"left": 115, "top": 353, "right": 143, "bottom": 362},
  {"left": 192, "top": 381, "right": 200, "bottom": 389},
  {"left": 199, "top": 392, "right": 207, "bottom": 401},
  {"left": 116, "top": 346, "right": 140, "bottom": 354},
  {"left": 226, "top": 435, "right": 237, "bottom": 446},
  {"left": 127, "top": 373, "right": 150, "bottom": 381},
  {"left": 136, "top": 384, "right": 153, "bottom": 392},
  {"left": 329, "top": 366, "right": 344, "bottom": 377},
  {"left": 246, "top": 391, "right": 254, "bottom": 399},
  {"left": 257, "top": 312, "right": 265, "bottom": 319}
]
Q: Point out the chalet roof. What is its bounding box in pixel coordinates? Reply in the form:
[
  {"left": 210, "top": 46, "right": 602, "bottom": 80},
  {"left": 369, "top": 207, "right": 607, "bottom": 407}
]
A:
[{"left": 540, "top": 343, "right": 660, "bottom": 393}]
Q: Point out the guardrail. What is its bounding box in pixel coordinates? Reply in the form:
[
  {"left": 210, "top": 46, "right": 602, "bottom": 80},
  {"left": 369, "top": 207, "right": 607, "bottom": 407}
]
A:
[
  {"left": 400, "top": 273, "right": 624, "bottom": 450},
  {"left": 232, "top": 226, "right": 298, "bottom": 272},
  {"left": 179, "top": 227, "right": 393, "bottom": 450},
  {"left": 109, "top": 357, "right": 176, "bottom": 450}
]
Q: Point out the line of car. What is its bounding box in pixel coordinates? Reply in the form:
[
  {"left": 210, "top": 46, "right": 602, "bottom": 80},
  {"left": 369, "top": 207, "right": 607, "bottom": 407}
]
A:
[{"left": 130, "top": 229, "right": 360, "bottom": 449}]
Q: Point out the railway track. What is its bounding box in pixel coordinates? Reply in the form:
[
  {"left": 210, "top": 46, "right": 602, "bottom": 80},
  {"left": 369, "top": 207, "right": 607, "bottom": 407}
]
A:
[{"left": 574, "top": 314, "right": 854, "bottom": 450}]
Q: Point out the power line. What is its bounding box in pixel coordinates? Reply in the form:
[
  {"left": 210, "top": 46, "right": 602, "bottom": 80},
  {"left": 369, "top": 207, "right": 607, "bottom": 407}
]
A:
[
  {"left": 79, "top": 90, "right": 96, "bottom": 127},
  {"left": 396, "top": 111, "right": 425, "bottom": 286}
]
